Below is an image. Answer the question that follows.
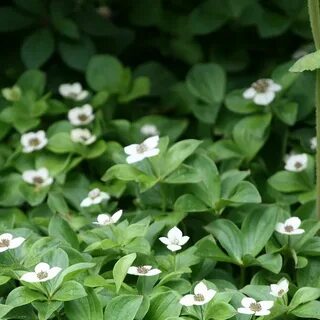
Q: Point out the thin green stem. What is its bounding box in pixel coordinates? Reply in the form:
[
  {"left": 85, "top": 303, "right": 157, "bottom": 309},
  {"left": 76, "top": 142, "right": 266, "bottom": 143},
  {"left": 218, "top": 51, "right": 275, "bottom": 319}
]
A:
[
  {"left": 173, "top": 253, "right": 177, "bottom": 272},
  {"left": 199, "top": 306, "right": 205, "bottom": 320},
  {"left": 308, "top": 0, "right": 320, "bottom": 219}
]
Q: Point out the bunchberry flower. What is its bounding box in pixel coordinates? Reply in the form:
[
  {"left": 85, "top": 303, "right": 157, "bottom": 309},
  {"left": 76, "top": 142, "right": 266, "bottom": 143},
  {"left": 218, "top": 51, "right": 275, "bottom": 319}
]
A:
[
  {"left": 238, "top": 297, "right": 274, "bottom": 316},
  {"left": 21, "top": 130, "right": 47, "bottom": 153},
  {"left": 140, "top": 124, "right": 159, "bottom": 136},
  {"left": 20, "top": 262, "right": 61, "bottom": 283},
  {"left": 70, "top": 128, "right": 96, "bottom": 145},
  {"left": 68, "top": 104, "right": 94, "bottom": 126},
  {"left": 22, "top": 168, "right": 53, "bottom": 187},
  {"left": 80, "top": 188, "right": 110, "bottom": 207},
  {"left": 180, "top": 281, "right": 216, "bottom": 306},
  {"left": 159, "top": 226, "right": 189, "bottom": 252},
  {"left": 284, "top": 153, "right": 308, "bottom": 172},
  {"left": 243, "top": 79, "right": 281, "bottom": 105},
  {"left": 127, "top": 265, "right": 161, "bottom": 276},
  {"left": 124, "top": 135, "right": 160, "bottom": 164},
  {"left": 59, "top": 83, "right": 88, "bottom": 101},
  {"left": 275, "top": 217, "right": 304, "bottom": 235},
  {"left": 0, "top": 233, "right": 25, "bottom": 253},
  {"left": 270, "top": 278, "right": 289, "bottom": 297},
  {"left": 93, "top": 210, "right": 123, "bottom": 226},
  {"left": 310, "top": 137, "right": 317, "bottom": 151}
]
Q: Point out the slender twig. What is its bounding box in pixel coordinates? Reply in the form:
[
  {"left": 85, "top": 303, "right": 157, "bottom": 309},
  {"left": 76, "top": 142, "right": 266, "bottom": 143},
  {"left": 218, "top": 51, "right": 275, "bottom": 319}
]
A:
[{"left": 308, "top": 0, "right": 320, "bottom": 219}]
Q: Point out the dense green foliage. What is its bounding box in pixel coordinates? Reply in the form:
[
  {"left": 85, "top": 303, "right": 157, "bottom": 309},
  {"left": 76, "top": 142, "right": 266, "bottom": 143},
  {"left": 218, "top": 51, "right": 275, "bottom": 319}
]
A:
[{"left": 0, "top": 0, "right": 319, "bottom": 319}]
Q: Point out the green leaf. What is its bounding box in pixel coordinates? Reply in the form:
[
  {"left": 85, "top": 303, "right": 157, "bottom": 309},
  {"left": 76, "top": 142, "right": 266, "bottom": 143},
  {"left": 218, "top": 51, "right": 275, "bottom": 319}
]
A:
[
  {"left": 119, "top": 76, "right": 150, "bottom": 103},
  {"left": 47, "top": 132, "right": 76, "bottom": 153},
  {"left": 290, "top": 50, "right": 320, "bottom": 73},
  {"left": 145, "top": 291, "right": 182, "bottom": 320},
  {"left": 52, "top": 281, "right": 87, "bottom": 301},
  {"left": 48, "top": 215, "right": 79, "bottom": 249},
  {"left": 233, "top": 113, "right": 272, "bottom": 159},
  {"left": 64, "top": 289, "right": 103, "bottom": 320},
  {"left": 161, "top": 139, "right": 202, "bottom": 178},
  {"left": 113, "top": 253, "right": 136, "bottom": 293},
  {"left": 206, "top": 219, "right": 243, "bottom": 264},
  {"left": 6, "top": 287, "right": 45, "bottom": 307},
  {"left": 21, "top": 29, "right": 55, "bottom": 68},
  {"left": 186, "top": 63, "right": 226, "bottom": 104},
  {"left": 17, "top": 69, "right": 46, "bottom": 97},
  {"left": 86, "top": 54, "right": 124, "bottom": 92},
  {"left": 242, "top": 207, "right": 278, "bottom": 257},
  {"left": 272, "top": 101, "right": 298, "bottom": 125},
  {"left": 289, "top": 287, "right": 320, "bottom": 310},
  {"left": 32, "top": 301, "right": 62, "bottom": 320},
  {"left": 291, "top": 301, "right": 320, "bottom": 319},
  {"left": 104, "top": 295, "right": 143, "bottom": 320},
  {"left": 225, "top": 181, "right": 261, "bottom": 204},
  {"left": 163, "top": 164, "right": 202, "bottom": 184},
  {"left": 254, "top": 253, "right": 283, "bottom": 273},
  {"left": 0, "top": 6, "right": 34, "bottom": 32},
  {"left": 0, "top": 304, "right": 14, "bottom": 318},
  {"left": 205, "top": 302, "right": 237, "bottom": 320},
  {"left": 225, "top": 90, "right": 261, "bottom": 114},
  {"left": 174, "top": 194, "right": 208, "bottom": 212}
]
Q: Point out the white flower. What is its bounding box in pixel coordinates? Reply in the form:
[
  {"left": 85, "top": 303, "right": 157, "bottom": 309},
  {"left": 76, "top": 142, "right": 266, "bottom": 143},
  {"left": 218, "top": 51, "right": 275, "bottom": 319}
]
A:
[
  {"left": 140, "top": 124, "right": 159, "bottom": 136},
  {"left": 237, "top": 297, "right": 274, "bottom": 316},
  {"left": 124, "top": 135, "right": 160, "bottom": 164},
  {"left": 70, "top": 128, "right": 96, "bottom": 145},
  {"left": 159, "top": 226, "right": 189, "bottom": 252},
  {"left": 22, "top": 168, "right": 53, "bottom": 187},
  {"left": 59, "top": 82, "right": 89, "bottom": 101},
  {"left": 68, "top": 104, "right": 95, "bottom": 126},
  {"left": 275, "top": 217, "right": 305, "bottom": 235},
  {"left": 284, "top": 153, "right": 308, "bottom": 172},
  {"left": 20, "top": 130, "right": 47, "bottom": 153},
  {"left": 127, "top": 265, "right": 161, "bottom": 277},
  {"left": 180, "top": 281, "right": 216, "bottom": 306},
  {"left": 20, "top": 262, "right": 62, "bottom": 283},
  {"left": 310, "top": 137, "right": 317, "bottom": 151},
  {"left": 93, "top": 210, "right": 123, "bottom": 225},
  {"left": 0, "top": 233, "right": 25, "bottom": 253},
  {"left": 80, "top": 188, "right": 110, "bottom": 207},
  {"left": 243, "top": 79, "right": 281, "bottom": 106},
  {"left": 270, "top": 278, "right": 289, "bottom": 297}
]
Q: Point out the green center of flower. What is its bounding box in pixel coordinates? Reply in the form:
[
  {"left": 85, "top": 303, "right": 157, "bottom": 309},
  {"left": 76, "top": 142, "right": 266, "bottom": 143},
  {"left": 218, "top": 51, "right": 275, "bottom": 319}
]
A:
[
  {"left": 33, "top": 176, "right": 44, "bottom": 185},
  {"left": 29, "top": 138, "right": 40, "bottom": 147},
  {"left": 137, "top": 266, "right": 148, "bottom": 274},
  {"left": 284, "top": 225, "right": 294, "bottom": 233},
  {"left": 36, "top": 271, "right": 48, "bottom": 280},
  {"left": 194, "top": 294, "right": 205, "bottom": 302},
  {"left": 278, "top": 289, "right": 285, "bottom": 296},
  {"left": 252, "top": 79, "right": 269, "bottom": 93},
  {"left": 78, "top": 114, "right": 88, "bottom": 122},
  {"left": 136, "top": 143, "right": 148, "bottom": 154},
  {"left": 250, "top": 303, "right": 262, "bottom": 312},
  {"left": 0, "top": 239, "right": 10, "bottom": 247}
]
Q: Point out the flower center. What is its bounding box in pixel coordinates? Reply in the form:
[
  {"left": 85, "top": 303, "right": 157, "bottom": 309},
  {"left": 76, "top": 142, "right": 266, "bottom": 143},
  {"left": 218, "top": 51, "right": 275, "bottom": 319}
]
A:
[
  {"left": 36, "top": 271, "right": 48, "bottom": 280},
  {"left": 136, "top": 143, "right": 148, "bottom": 154},
  {"left": 252, "top": 79, "right": 269, "bottom": 93},
  {"left": 194, "top": 294, "right": 205, "bottom": 302},
  {"left": 284, "top": 225, "right": 294, "bottom": 233},
  {"left": 29, "top": 138, "right": 40, "bottom": 147},
  {"left": 249, "top": 303, "right": 262, "bottom": 312},
  {"left": 90, "top": 190, "right": 100, "bottom": 199},
  {"left": 0, "top": 239, "right": 10, "bottom": 247},
  {"left": 278, "top": 289, "right": 285, "bottom": 296},
  {"left": 171, "top": 238, "right": 180, "bottom": 245},
  {"left": 294, "top": 161, "right": 303, "bottom": 169},
  {"left": 137, "top": 266, "right": 149, "bottom": 274},
  {"left": 33, "top": 176, "right": 44, "bottom": 185},
  {"left": 78, "top": 114, "right": 88, "bottom": 122}
]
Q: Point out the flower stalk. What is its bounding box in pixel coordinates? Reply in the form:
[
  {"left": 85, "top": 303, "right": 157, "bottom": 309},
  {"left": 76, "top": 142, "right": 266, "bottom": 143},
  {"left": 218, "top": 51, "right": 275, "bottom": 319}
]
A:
[{"left": 308, "top": 0, "right": 320, "bottom": 219}]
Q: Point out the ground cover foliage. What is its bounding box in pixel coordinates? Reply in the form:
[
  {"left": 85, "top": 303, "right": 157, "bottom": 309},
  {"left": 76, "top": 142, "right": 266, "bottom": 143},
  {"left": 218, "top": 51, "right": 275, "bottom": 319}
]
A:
[{"left": 0, "top": 0, "right": 319, "bottom": 319}]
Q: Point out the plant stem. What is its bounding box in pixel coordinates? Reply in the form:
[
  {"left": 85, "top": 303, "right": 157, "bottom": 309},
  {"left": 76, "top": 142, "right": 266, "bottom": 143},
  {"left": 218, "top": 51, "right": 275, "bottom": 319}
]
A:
[
  {"left": 240, "top": 266, "right": 246, "bottom": 288},
  {"left": 308, "top": 0, "right": 320, "bottom": 219}
]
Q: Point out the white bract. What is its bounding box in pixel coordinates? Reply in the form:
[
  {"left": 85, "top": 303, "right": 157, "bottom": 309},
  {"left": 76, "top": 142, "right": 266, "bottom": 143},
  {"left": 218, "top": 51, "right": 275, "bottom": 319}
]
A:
[
  {"left": 70, "top": 128, "right": 96, "bottom": 145},
  {"left": 20, "top": 262, "right": 62, "bottom": 283},
  {"left": 284, "top": 153, "right": 308, "bottom": 172},
  {"left": 68, "top": 104, "right": 95, "bottom": 126},
  {"left": 59, "top": 82, "right": 88, "bottom": 101},
  {"left": 0, "top": 233, "right": 25, "bottom": 253},
  {"left": 127, "top": 265, "right": 161, "bottom": 277},
  {"left": 275, "top": 217, "right": 305, "bottom": 235},
  {"left": 140, "top": 124, "right": 159, "bottom": 136},
  {"left": 21, "top": 130, "right": 47, "bottom": 153},
  {"left": 93, "top": 210, "right": 123, "bottom": 226},
  {"left": 180, "top": 281, "right": 216, "bottom": 306},
  {"left": 80, "top": 188, "right": 110, "bottom": 207},
  {"left": 243, "top": 79, "right": 281, "bottom": 105},
  {"left": 124, "top": 135, "right": 160, "bottom": 164},
  {"left": 22, "top": 168, "right": 53, "bottom": 187},
  {"left": 159, "top": 226, "right": 189, "bottom": 252},
  {"left": 270, "top": 278, "right": 289, "bottom": 297},
  {"left": 238, "top": 297, "right": 274, "bottom": 316},
  {"left": 310, "top": 137, "right": 317, "bottom": 151}
]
